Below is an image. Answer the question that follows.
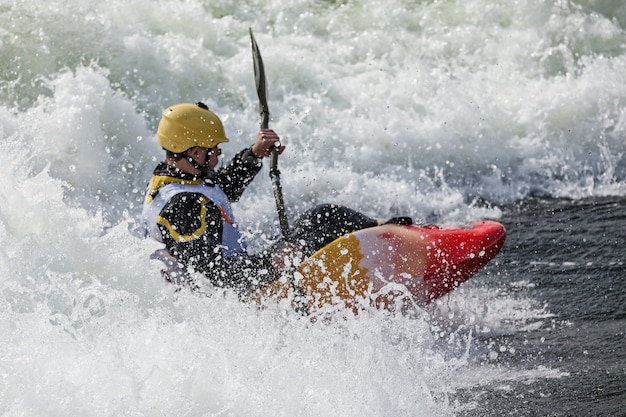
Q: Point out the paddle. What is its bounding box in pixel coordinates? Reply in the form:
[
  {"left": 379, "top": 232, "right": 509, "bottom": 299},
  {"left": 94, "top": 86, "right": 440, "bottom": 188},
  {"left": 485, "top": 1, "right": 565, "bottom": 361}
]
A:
[
  {"left": 249, "top": 28, "right": 291, "bottom": 242},
  {"left": 249, "top": 29, "right": 310, "bottom": 314}
]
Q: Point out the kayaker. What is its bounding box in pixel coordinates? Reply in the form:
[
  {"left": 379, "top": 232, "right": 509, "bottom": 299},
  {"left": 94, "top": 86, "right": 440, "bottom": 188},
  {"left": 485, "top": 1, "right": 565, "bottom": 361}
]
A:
[{"left": 142, "top": 102, "right": 392, "bottom": 293}]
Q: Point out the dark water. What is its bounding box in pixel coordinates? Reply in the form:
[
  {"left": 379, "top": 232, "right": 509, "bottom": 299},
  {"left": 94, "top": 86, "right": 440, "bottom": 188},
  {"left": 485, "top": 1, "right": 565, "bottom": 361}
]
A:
[{"left": 458, "top": 197, "right": 626, "bottom": 416}]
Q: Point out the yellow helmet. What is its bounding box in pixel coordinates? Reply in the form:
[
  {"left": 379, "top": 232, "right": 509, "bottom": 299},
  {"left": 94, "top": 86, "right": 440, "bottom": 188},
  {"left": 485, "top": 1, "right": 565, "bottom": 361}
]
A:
[{"left": 157, "top": 102, "right": 229, "bottom": 153}]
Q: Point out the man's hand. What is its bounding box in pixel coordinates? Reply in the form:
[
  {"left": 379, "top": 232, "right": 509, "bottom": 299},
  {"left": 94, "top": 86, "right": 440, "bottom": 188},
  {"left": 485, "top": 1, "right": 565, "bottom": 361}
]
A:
[{"left": 251, "top": 129, "right": 285, "bottom": 158}]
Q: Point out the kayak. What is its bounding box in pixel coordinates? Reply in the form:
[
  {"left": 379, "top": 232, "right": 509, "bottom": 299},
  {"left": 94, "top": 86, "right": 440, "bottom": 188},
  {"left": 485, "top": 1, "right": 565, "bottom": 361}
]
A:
[
  {"left": 151, "top": 220, "right": 506, "bottom": 314},
  {"left": 258, "top": 220, "right": 506, "bottom": 313}
]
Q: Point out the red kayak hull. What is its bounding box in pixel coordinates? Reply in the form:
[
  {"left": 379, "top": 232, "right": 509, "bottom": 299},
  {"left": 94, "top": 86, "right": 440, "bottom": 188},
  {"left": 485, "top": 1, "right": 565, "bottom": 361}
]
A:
[{"left": 263, "top": 220, "right": 506, "bottom": 313}]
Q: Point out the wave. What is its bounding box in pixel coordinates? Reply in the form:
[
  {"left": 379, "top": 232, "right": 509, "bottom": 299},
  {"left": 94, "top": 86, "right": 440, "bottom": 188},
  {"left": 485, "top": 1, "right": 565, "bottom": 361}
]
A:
[{"left": 0, "top": 1, "right": 624, "bottom": 414}]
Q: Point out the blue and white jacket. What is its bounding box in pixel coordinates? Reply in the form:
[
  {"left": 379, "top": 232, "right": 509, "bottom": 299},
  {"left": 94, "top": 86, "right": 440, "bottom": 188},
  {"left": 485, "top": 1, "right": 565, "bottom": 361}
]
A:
[{"left": 142, "top": 148, "right": 275, "bottom": 290}]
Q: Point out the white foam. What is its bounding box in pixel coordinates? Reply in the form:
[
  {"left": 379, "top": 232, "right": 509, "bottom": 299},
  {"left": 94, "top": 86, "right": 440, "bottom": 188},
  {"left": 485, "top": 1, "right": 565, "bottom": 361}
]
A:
[{"left": 1, "top": 0, "right": 623, "bottom": 414}]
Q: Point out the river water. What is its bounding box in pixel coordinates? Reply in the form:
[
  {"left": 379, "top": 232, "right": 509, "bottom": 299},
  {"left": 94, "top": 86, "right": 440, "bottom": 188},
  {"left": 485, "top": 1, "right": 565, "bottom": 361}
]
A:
[{"left": 1, "top": 0, "right": 625, "bottom": 415}]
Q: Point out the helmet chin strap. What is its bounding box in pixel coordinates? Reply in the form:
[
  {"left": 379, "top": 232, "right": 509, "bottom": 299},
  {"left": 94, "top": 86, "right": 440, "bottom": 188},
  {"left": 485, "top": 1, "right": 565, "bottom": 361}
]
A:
[{"left": 185, "top": 152, "right": 210, "bottom": 179}]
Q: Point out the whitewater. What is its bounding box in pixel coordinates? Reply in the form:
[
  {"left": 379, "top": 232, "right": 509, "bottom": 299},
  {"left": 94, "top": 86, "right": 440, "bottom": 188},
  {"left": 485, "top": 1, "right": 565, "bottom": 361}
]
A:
[{"left": 1, "top": 0, "right": 625, "bottom": 415}]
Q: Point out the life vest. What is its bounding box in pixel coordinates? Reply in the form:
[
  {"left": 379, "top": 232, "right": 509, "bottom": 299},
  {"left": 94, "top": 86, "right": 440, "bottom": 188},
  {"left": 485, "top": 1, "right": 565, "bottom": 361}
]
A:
[{"left": 142, "top": 182, "right": 246, "bottom": 259}]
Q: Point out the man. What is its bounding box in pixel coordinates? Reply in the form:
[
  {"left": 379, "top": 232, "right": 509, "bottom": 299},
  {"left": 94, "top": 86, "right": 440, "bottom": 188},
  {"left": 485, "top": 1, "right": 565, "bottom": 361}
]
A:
[{"left": 143, "top": 102, "right": 401, "bottom": 293}]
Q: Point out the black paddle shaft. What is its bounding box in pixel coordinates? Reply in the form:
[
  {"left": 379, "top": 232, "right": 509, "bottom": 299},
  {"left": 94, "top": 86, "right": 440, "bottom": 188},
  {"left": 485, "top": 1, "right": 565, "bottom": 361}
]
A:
[
  {"left": 249, "top": 28, "right": 291, "bottom": 242},
  {"left": 249, "top": 29, "right": 310, "bottom": 315}
]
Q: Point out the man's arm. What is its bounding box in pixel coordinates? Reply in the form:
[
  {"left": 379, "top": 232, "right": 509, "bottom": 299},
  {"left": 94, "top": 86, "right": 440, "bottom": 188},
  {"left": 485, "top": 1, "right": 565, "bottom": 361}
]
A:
[
  {"left": 211, "top": 147, "right": 262, "bottom": 202},
  {"left": 213, "top": 129, "right": 285, "bottom": 202}
]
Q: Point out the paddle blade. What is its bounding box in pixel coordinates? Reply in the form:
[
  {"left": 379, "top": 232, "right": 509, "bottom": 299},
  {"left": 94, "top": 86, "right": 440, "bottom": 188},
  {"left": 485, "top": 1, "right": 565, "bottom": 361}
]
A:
[{"left": 249, "top": 28, "right": 270, "bottom": 129}]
